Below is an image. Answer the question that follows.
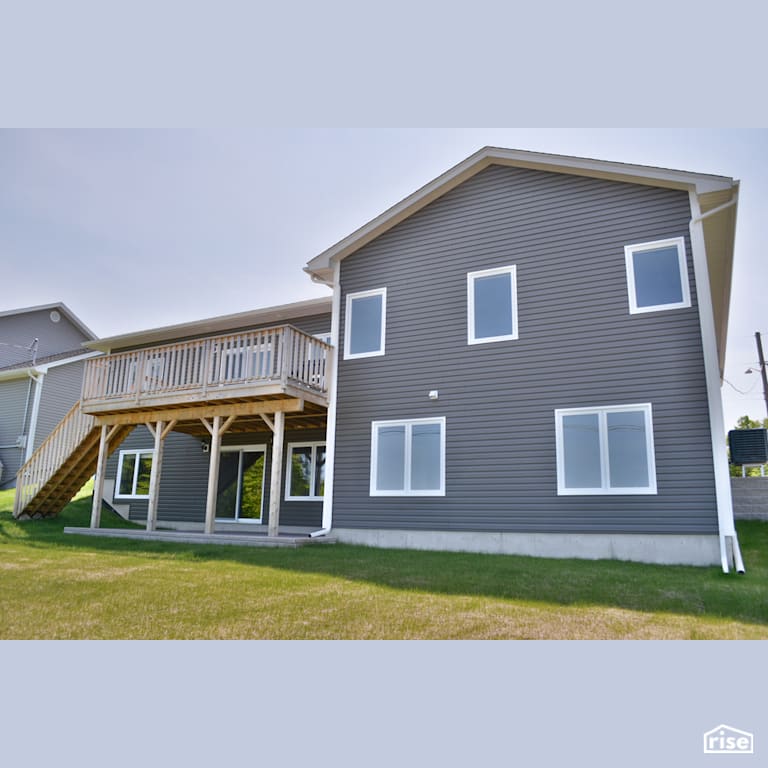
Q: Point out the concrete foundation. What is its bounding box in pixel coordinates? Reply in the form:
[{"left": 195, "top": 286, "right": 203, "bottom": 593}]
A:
[{"left": 331, "top": 528, "right": 721, "bottom": 567}]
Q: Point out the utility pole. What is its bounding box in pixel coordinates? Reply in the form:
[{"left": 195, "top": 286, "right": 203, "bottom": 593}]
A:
[{"left": 756, "top": 331, "right": 768, "bottom": 419}]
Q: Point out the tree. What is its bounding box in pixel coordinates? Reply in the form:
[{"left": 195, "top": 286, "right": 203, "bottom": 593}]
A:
[{"left": 735, "top": 415, "right": 768, "bottom": 430}]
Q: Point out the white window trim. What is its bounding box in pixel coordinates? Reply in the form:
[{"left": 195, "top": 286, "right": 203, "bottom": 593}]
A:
[
  {"left": 624, "top": 237, "right": 691, "bottom": 314},
  {"left": 555, "top": 403, "right": 657, "bottom": 496},
  {"left": 370, "top": 416, "right": 446, "bottom": 497},
  {"left": 285, "top": 441, "right": 327, "bottom": 501},
  {"left": 467, "top": 265, "right": 519, "bottom": 345},
  {"left": 344, "top": 287, "right": 387, "bottom": 360},
  {"left": 114, "top": 448, "right": 155, "bottom": 499}
]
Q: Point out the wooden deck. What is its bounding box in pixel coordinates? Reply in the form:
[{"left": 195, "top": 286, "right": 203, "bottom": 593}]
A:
[
  {"left": 16, "top": 324, "right": 333, "bottom": 532},
  {"left": 81, "top": 324, "right": 331, "bottom": 417}
]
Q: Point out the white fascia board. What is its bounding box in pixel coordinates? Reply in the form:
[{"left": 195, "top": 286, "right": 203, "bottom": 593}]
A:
[
  {"left": 0, "top": 366, "right": 35, "bottom": 382},
  {"left": 0, "top": 351, "right": 102, "bottom": 381},
  {"left": 36, "top": 350, "right": 103, "bottom": 373},
  {"left": 304, "top": 146, "right": 737, "bottom": 276}
]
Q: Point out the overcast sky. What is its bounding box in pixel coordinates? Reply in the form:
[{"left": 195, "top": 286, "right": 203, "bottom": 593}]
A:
[{"left": 1, "top": 128, "right": 766, "bottom": 427}]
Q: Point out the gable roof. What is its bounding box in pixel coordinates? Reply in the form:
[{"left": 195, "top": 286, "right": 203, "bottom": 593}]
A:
[
  {"left": 305, "top": 146, "right": 737, "bottom": 281},
  {"left": 304, "top": 146, "right": 738, "bottom": 372},
  {"left": 0, "top": 302, "right": 96, "bottom": 340},
  {"left": 84, "top": 296, "right": 332, "bottom": 353}
]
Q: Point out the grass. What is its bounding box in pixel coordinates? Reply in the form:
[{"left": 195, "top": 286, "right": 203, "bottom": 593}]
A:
[{"left": 1, "top": 486, "right": 767, "bottom": 639}]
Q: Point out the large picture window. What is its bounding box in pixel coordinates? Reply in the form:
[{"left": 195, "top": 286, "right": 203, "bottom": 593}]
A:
[
  {"left": 285, "top": 442, "right": 326, "bottom": 500},
  {"left": 467, "top": 265, "right": 519, "bottom": 344},
  {"left": 555, "top": 404, "right": 657, "bottom": 495},
  {"left": 344, "top": 288, "right": 386, "bottom": 359},
  {"left": 370, "top": 417, "right": 446, "bottom": 496},
  {"left": 115, "top": 449, "right": 154, "bottom": 498},
  {"left": 624, "top": 237, "right": 691, "bottom": 314}
]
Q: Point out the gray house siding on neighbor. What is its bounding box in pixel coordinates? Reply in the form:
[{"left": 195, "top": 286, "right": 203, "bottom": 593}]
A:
[
  {"left": 106, "top": 426, "right": 324, "bottom": 529},
  {"left": 333, "top": 164, "right": 716, "bottom": 534},
  {"left": 33, "top": 360, "right": 87, "bottom": 452},
  {"left": 0, "top": 308, "right": 89, "bottom": 365},
  {"left": 0, "top": 378, "right": 33, "bottom": 486}
]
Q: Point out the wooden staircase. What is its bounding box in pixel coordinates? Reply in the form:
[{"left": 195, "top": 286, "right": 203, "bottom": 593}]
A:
[{"left": 13, "top": 401, "right": 131, "bottom": 519}]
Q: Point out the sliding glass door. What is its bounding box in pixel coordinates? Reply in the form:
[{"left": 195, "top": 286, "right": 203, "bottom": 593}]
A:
[{"left": 216, "top": 445, "right": 266, "bottom": 523}]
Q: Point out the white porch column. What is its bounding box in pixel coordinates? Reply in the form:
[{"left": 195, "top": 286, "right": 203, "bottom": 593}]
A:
[
  {"left": 204, "top": 415, "right": 223, "bottom": 534},
  {"left": 267, "top": 410, "right": 285, "bottom": 538},
  {"left": 90, "top": 424, "right": 110, "bottom": 529}
]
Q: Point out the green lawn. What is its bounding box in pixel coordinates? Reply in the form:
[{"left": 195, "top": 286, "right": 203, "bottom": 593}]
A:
[{"left": 1, "top": 486, "right": 767, "bottom": 639}]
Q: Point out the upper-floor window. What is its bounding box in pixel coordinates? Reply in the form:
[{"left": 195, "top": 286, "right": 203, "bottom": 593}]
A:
[
  {"left": 115, "top": 449, "right": 154, "bottom": 499},
  {"left": 624, "top": 237, "right": 691, "bottom": 314},
  {"left": 467, "top": 265, "right": 519, "bottom": 344},
  {"left": 344, "top": 288, "right": 386, "bottom": 359},
  {"left": 554, "top": 404, "right": 657, "bottom": 495}
]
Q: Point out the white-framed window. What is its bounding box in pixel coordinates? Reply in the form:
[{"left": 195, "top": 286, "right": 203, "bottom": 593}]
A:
[
  {"left": 624, "top": 237, "right": 691, "bottom": 314},
  {"left": 115, "top": 449, "right": 154, "bottom": 499},
  {"left": 344, "top": 288, "right": 386, "bottom": 359},
  {"left": 285, "top": 442, "right": 326, "bottom": 500},
  {"left": 370, "top": 417, "right": 446, "bottom": 496},
  {"left": 555, "top": 404, "right": 657, "bottom": 495},
  {"left": 467, "top": 265, "right": 519, "bottom": 344}
]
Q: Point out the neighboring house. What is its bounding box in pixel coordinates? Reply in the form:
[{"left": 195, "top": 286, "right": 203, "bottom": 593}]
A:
[
  {"left": 13, "top": 148, "right": 743, "bottom": 572},
  {"left": 0, "top": 303, "right": 98, "bottom": 489}
]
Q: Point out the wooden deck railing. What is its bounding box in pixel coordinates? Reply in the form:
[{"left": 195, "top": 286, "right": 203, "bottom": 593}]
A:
[
  {"left": 81, "top": 325, "right": 331, "bottom": 409},
  {"left": 14, "top": 401, "right": 96, "bottom": 516}
]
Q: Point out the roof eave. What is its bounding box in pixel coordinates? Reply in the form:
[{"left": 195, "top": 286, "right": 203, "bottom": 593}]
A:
[{"left": 84, "top": 295, "right": 333, "bottom": 353}]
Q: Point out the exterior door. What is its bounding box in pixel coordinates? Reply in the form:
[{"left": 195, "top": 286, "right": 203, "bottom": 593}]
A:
[{"left": 215, "top": 445, "right": 266, "bottom": 523}]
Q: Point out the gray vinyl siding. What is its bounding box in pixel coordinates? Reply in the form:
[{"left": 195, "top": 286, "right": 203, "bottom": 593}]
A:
[
  {"left": 106, "top": 427, "right": 209, "bottom": 523},
  {"left": 0, "top": 309, "right": 90, "bottom": 366},
  {"left": 33, "top": 360, "right": 87, "bottom": 451},
  {"left": 0, "top": 378, "right": 33, "bottom": 487},
  {"left": 107, "top": 427, "right": 324, "bottom": 529},
  {"left": 333, "top": 164, "right": 716, "bottom": 535}
]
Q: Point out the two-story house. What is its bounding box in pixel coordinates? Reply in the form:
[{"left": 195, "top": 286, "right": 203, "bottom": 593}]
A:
[
  {"left": 0, "top": 302, "right": 98, "bottom": 489},
  {"left": 13, "top": 147, "right": 742, "bottom": 572}
]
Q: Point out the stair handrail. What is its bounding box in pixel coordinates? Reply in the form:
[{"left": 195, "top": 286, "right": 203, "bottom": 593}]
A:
[{"left": 13, "top": 401, "right": 95, "bottom": 517}]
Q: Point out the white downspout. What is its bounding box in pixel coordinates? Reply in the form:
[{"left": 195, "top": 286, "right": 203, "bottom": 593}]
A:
[
  {"left": 312, "top": 260, "right": 341, "bottom": 537},
  {"left": 688, "top": 190, "right": 743, "bottom": 573}
]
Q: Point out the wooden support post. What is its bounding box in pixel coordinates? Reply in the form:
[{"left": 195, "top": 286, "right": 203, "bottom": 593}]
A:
[
  {"left": 203, "top": 415, "right": 223, "bottom": 534},
  {"left": 268, "top": 410, "right": 285, "bottom": 538},
  {"left": 90, "top": 424, "right": 109, "bottom": 529},
  {"left": 145, "top": 420, "right": 166, "bottom": 532}
]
